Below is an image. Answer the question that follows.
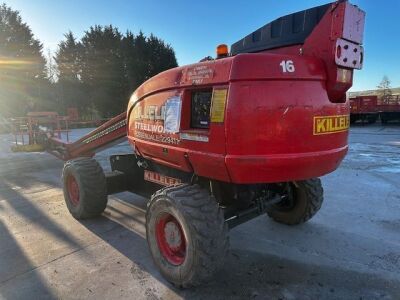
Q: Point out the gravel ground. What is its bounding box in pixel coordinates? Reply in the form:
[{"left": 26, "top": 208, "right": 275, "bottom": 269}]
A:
[{"left": 0, "top": 124, "right": 399, "bottom": 300}]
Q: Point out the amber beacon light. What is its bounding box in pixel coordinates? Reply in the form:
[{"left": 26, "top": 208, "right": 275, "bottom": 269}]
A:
[{"left": 216, "top": 44, "right": 229, "bottom": 58}]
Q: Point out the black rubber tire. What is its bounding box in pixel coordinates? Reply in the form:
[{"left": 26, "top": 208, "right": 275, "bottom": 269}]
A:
[
  {"left": 146, "top": 184, "right": 229, "bottom": 288},
  {"left": 267, "top": 178, "right": 323, "bottom": 225},
  {"left": 62, "top": 157, "right": 108, "bottom": 219}
]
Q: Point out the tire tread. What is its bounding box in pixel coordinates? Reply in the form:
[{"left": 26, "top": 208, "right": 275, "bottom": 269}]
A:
[
  {"left": 62, "top": 158, "right": 107, "bottom": 219},
  {"left": 147, "top": 184, "right": 229, "bottom": 287}
]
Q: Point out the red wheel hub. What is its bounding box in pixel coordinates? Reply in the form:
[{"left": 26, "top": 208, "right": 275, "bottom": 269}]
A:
[
  {"left": 155, "top": 213, "right": 186, "bottom": 265},
  {"left": 67, "top": 175, "right": 80, "bottom": 206}
]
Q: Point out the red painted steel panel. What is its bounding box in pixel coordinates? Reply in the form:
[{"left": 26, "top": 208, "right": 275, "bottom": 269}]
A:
[
  {"left": 45, "top": 1, "right": 365, "bottom": 186},
  {"left": 123, "top": 1, "right": 363, "bottom": 183},
  {"left": 349, "top": 96, "right": 378, "bottom": 114},
  {"left": 224, "top": 80, "right": 349, "bottom": 183}
]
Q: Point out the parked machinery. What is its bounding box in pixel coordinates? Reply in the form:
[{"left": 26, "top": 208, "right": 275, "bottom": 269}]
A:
[
  {"left": 37, "top": 1, "right": 365, "bottom": 287},
  {"left": 378, "top": 95, "right": 400, "bottom": 124},
  {"left": 350, "top": 95, "right": 400, "bottom": 124},
  {"left": 349, "top": 96, "right": 378, "bottom": 124}
]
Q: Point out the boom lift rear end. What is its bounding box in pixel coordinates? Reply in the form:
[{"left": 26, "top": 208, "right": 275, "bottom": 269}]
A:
[{"left": 40, "top": 1, "right": 365, "bottom": 287}]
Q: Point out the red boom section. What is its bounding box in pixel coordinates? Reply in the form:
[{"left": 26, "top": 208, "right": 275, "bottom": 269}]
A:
[{"left": 45, "top": 112, "right": 127, "bottom": 160}]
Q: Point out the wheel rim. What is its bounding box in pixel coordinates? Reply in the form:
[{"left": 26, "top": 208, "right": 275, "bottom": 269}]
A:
[
  {"left": 67, "top": 174, "right": 80, "bottom": 206},
  {"left": 155, "top": 213, "right": 186, "bottom": 266}
]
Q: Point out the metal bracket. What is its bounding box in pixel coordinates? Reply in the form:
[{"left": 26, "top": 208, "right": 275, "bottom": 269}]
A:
[{"left": 335, "top": 38, "right": 363, "bottom": 70}]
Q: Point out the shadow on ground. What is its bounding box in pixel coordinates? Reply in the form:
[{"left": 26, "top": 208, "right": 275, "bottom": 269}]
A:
[
  {"left": 80, "top": 193, "right": 400, "bottom": 300},
  {"left": 1, "top": 170, "right": 399, "bottom": 299}
]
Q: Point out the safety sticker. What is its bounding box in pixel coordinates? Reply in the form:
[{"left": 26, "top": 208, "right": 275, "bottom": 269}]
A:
[
  {"left": 180, "top": 132, "right": 209, "bottom": 142},
  {"left": 186, "top": 65, "right": 214, "bottom": 84},
  {"left": 313, "top": 115, "right": 349, "bottom": 135},
  {"left": 211, "top": 89, "right": 228, "bottom": 123},
  {"left": 164, "top": 96, "right": 182, "bottom": 133}
]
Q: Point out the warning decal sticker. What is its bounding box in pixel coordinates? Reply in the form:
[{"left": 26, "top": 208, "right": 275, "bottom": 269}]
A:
[{"left": 211, "top": 89, "right": 228, "bottom": 123}]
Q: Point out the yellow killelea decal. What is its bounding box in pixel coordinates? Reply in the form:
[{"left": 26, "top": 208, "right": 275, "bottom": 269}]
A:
[
  {"left": 211, "top": 89, "right": 228, "bottom": 123},
  {"left": 313, "top": 115, "right": 350, "bottom": 135}
]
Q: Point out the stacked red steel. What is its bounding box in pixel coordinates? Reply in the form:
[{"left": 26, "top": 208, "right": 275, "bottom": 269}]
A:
[{"left": 349, "top": 95, "right": 400, "bottom": 124}]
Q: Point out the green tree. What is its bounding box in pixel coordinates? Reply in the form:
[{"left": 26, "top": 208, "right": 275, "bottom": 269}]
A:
[
  {"left": 121, "top": 31, "right": 146, "bottom": 94},
  {"left": 80, "top": 25, "right": 126, "bottom": 117},
  {"left": 54, "top": 31, "right": 86, "bottom": 114},
  {"left": 122, "top": 31, "right": 178, "bottom": 92},
  {"left": 54, "top": 26, "right": 178, "bottom": 118},
  {"left": 146, "top": 33, "right": 177, "bottom": 78},
  {"left": 0, "top": 3, "right": 47, "bottom": 117},
  {"left": 121, "top": 31, "right": 177, "bottom": 98}
]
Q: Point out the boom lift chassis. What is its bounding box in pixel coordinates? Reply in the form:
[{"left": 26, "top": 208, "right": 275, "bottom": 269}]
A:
[{"left": 36, "top": 1, "right": 364, "bottom": 287}]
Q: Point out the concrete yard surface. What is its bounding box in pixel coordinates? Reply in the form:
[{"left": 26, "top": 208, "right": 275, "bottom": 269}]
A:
[{"left": 0, "top": 125, "right": 400, "bottom": 299}]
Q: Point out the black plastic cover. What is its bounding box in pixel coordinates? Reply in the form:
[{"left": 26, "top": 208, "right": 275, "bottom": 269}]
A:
[
  {"left": 191, "top": 90, "right": 212, "bottom": 129},
  {"left": 231, "top": 3, "right": 332, "bottom": 55}
]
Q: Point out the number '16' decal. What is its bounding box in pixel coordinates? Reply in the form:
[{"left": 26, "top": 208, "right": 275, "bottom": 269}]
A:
[{"left": 280, "top": 60, "right": 295, "bottom": 73}]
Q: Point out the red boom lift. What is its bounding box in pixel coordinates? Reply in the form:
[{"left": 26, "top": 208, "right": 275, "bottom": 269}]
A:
[{"left": 38, "top": 1, "right": 365, "bottom": 287}]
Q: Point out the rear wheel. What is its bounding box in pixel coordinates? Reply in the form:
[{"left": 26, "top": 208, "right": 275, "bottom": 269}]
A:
[
  {"left": 146, "top": 184, "right": 229, "bottom": 288},
  {"left": 62, "top": 158, "right": 108, "bottom": 219},
  {"left": 267, "top": 178, "right": 323, "bottom": 225}
]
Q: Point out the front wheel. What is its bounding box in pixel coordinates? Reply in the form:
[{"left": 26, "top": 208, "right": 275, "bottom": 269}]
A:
[
  {"left": 146, "top": 184, "right": 229, "bottom": 288},
  {"left": 267, "top": 178, "right": 323, "bottom": 225},
  {"left": 62, "top": 158, "right": 108, "bottom": 219}
]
